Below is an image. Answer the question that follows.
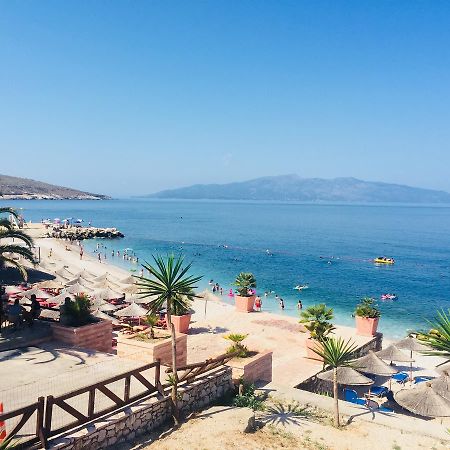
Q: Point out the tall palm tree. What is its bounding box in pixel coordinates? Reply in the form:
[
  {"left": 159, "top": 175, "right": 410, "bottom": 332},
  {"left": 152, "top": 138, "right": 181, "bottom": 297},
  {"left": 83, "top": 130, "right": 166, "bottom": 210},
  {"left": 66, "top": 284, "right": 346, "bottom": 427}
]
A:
[
  {"left": 136, "top": 254, "right": 202, "bottom": 424},
  {"left": 418, "top": 309, "right": 450, "bottom": 363},
  {"left": 311, "top": 337, "right": 358, "bottom": 427},
  {"left": 0, "top": 207, "right": 35, "bottom": 280}
]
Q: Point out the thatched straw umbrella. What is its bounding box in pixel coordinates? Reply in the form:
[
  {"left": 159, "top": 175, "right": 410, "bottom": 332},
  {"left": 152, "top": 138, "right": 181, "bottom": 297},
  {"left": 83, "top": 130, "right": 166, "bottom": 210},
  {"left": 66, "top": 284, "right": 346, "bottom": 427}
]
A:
[
  {"left": 66, "top": 283, "right": 91, "bottom": 295},
  {"left": 55, "top": 267, "right": 74, "bottom": 279},
  {"left": 91, "top": 287, "right": 121, "bottom": 300},
  {"left": 394, "top": 383, "right": 450, "bottom": 417},
  {"left": 376, "top": 344, "right": 415, "bottom": 380},
  {"left": 317, "top": 366, "right": 374, "bottom": 386},
  {"left": 120, "top": 275, "right": 137, "bottom": 285},
  {"left": 4, "top": 285, "right": 22, "bottom": 295},
  {"left": 92, "top": 309, "right": 120, "bottom": 325},
  {"left": 431, "top": 370, "right": 450, "bottom": 401},
  {"left": 38, "top": 280, "right": 64, "bottom": 290},
  {"left": 92, "top": 272, "right": 118, "bottom": 282},
  {"left": 121, "top": 284, "right": 142, "bottom": 295},
  {"left": 396, "top": 336, "right": 430, "bottom": 358},
  {"left": 49, "top": 292, "right": 73, "bottom": 306},
  {"left": 114, "top": 302, "right": 148, "bottom": 325},
  {"left": 19, "top": 288, "right": 51, "bottom": 299},
  {"left": 92, "top": 280, "right": 121, "bottom": 290},
  {"left": 353, "top": 350, "right": 398, "bottom": 390},
  {"left": 98, "top": 302, "right": 121, "bottom": 313},
  {"left": 73, "top": 269, "right": 95, "bottom": 280}
]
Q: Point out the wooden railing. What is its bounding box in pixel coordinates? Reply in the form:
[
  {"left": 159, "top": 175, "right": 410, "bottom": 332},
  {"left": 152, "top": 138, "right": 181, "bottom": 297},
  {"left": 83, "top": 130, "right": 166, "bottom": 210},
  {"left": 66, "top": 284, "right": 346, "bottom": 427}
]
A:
[
  {"left": 44, "top": 361, "right": 163, "bottom": 438},
  {"left": 0, "top": 397, "right": 46, "bottom": 449},
  {"left": 165, "top": 352, "right": 236, "bottom": 383}
]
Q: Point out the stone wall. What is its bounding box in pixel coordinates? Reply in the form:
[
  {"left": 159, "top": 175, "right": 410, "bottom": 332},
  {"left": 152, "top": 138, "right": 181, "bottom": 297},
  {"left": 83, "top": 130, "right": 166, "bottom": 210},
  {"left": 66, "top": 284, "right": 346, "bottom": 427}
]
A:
[
  {"left": 51, "top": 319, "right": 112, "bottom": 353},
  {"left": 48, "top": 366, "right": 233, "bottom": 450}
]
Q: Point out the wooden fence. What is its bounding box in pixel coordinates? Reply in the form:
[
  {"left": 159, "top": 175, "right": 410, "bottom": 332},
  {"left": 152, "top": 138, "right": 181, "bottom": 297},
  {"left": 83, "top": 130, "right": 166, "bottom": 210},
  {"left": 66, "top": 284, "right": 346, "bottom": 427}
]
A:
[
  {"left": 165, "top": 352, "right": 237, "bottom": 383},
  {"left": 0, "top": 361, "right": 163, "bottom": 448}
]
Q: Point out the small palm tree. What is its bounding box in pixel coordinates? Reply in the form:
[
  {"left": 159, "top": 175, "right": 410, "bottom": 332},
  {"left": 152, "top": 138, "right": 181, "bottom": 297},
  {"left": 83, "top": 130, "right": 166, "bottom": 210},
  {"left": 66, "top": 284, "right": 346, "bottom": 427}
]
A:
[
  {"left": 418, "top": 309, "right": 450, "bottom": 362},
  {"left": 300, "top": 304, "right": 335, "bottom": 342},
  {"left": 145, "top": 313, "right": 159, "bottom": 339},
  {"left": 234, "top": 272, "right": 256, "bottom": 296},
  {"left": 311, "top": 337, "right": 358, "bottom": 428},
  {"left": 136, "top": 254, "right": 202, "bottom": 424},
  {"left": 224, "top": 333, "right": 249, "bottom": 358},
  {"left": 0, "top": 207, "right": 35, "bottom": 280}
]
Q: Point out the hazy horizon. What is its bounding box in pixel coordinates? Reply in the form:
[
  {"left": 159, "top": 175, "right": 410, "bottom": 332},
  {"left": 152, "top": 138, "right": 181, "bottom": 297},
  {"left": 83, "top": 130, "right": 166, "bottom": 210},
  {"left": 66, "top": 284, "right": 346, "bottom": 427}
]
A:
[{"left": 1, "top": 2, "right": 450, "bottom": 196}]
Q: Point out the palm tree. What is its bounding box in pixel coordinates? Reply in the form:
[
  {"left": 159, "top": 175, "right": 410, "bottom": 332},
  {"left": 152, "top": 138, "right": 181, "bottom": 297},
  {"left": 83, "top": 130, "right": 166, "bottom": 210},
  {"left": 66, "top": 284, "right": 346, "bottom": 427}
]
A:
[
  {"left": 299, "top": 303, "right": 335, "bottom": 342},
  {"left": 0, "top": 207, "right": 35, "bottom": 280},
  {"left": 418, "top": 309, "right": 450, "bottom": 363},
  {"left": 136, "top": 254, "right": 202, "bottom": 424},
  {"left": 311, "top": 337, "right": 358, "bottom": 428}
]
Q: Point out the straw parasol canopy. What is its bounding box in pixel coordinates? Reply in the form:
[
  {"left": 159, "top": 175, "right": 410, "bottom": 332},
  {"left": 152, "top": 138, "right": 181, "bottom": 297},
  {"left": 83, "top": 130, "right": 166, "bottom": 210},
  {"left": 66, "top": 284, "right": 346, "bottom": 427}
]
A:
[
  {"left": 120, "top": 275, "right": 137, "bottom": 285},
  {"left": 396, "top": 336, "right": 430, "bottom": 356},
  {"left": 91, "top": 288, "right": 122, "bottom": 300},
  {"left": 114, "top": 302, "right": 148, "bottom": 318},
  {"left": 66, "top": 283, "right": 91, "bottom": 295},
  {"left": 92, "top": 309, "right": 120, "bottom": 325},
  {"left": 376, "top": 344, "right": 414, "bottom": 364},
  {"left": 92, "top": 280, "right": 122, "bottom": 290},
  {"left": 127, "top": 295, "right": 155, "bottom": 304},
  {"left": 38, "top": 280, "right": 64, "bottom": 290},
  {"left": 352, "top": 351, "right": 398, "bottom": 376},
  {"left": 92, "top": 272, "right": 118, "bottom": 282},
  {"left": 19, "top": 288, "right": 51, "bottom": 299},
  {"left": 317, "top": 367, "right": 374, "bottom": 386},
  {"left": 49, "top": 292, "right": 74, "bottom": 306},
  {"left": 55, "top": 267, "right": 74, "bottom": 279},
  {"left": 73, "top": 269, "right": 95, "bottom": 280},
  {"left": 394, "top": 383, "right": 450, "bottom": 417},
  {"left": 431, "top": 370, "right": 450, "bottom": 401},
  {"left": 98, "top": 302, "right": 121, "bottom": 312},
  {"left": 121, "top": 284, "right": 142, "bottom": 295}
]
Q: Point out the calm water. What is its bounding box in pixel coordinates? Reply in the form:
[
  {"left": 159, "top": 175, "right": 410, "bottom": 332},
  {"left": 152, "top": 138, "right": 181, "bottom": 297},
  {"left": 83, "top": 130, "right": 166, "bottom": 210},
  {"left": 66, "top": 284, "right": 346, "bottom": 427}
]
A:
[{"left": 5, "top": 199, "right": 450, "bottom": 338}]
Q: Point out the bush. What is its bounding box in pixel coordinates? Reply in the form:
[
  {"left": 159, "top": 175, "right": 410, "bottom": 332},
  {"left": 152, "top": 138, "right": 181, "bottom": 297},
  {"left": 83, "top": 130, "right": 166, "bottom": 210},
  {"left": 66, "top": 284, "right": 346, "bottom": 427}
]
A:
[
  {"left": 61, "top": 294, "right": 95, "bottom": 327},
  {"left": 234, "top": 272, "right": 256, "bottom": 297},
  {"left": 299, "top": 304, "right": 335, "bottom": 342},
  {"left": 232, "top": 381, "right": 265, "bottom": 411},
  {"left": 224, "top": 333, "right": 250, "bottom": 358},
  {"left": 355, "top": 297, "right": 381, "bottom": 319}
]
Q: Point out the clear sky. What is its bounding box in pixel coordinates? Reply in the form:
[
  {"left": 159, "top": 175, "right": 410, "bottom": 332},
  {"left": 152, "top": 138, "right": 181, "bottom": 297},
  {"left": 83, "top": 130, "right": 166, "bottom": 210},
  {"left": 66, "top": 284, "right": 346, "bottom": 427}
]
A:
[{"left": 1, "top": 1, "right": 450, "bottom": 196}]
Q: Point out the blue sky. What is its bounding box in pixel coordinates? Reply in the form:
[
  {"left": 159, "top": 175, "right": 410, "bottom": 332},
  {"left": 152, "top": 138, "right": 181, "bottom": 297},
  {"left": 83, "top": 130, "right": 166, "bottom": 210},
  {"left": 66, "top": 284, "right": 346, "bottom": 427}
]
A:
[{"left": 1, "top": 1, "right": 450, "bottom": 196}]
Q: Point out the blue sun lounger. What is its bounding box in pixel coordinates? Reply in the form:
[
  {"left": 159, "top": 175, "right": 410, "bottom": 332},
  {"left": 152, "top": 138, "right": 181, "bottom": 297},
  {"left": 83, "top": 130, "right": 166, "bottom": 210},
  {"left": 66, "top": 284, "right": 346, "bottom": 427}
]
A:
[
  {"left": 369, "top": 385, "right": 389, "bottom": 397},
  {"left": 391, "top": 372, "right": 409, "bottom": 384},
  {"left": 344, "top": 388, "right": 366, "bottom": 405}
]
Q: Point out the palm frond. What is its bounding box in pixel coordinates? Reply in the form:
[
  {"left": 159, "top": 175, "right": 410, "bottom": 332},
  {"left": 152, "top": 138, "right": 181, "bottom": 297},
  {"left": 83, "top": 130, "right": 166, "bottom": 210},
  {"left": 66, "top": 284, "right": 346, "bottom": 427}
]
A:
[
  {"left": 0, "top": 244, "right": 36, "bottom": 263},
  {"left": 311, "top": 337, "right": 358, "bottom": 369},
  {"left": 0, "top": 255, "right": 29, "bottom": 280},
  {"left": 0, "top": 207, "right": 19, "bottom": 220},
  {"left": 418, "top": 309, "right": 450, "bottom": 361},
  {"left": 0, "top": 229, "right": 34, "bottom": 248}
]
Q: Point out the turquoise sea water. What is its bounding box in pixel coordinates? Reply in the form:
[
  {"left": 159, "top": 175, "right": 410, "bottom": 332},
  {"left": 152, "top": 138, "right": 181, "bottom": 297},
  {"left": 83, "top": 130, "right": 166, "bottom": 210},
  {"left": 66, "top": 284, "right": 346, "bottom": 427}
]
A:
[{"left": 5, "top": 199, "right": 450, "bottom": 339}]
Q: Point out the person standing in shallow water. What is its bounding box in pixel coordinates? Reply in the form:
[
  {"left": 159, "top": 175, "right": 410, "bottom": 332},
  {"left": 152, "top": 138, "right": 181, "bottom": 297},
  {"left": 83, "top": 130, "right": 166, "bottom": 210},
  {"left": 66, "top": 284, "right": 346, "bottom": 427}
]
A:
[
  {"left": 297, "top": 300, "right": 302, "bottom": 310},
  {"left": 255, "top": 296, "right": 262, "bottom": 311},
  {"left": 279, "top": 298, "right": 285, "bottom": 310}
]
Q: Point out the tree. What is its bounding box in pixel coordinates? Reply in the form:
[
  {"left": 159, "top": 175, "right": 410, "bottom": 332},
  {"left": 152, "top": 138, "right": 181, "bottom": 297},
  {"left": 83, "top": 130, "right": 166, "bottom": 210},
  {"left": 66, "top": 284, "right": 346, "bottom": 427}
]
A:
[
  {"left": 234, "top": 272, "right": 256, "bottom": 296},
  {"left": 0, "top": 207, "right": 35, "bottom": 280},
  {"left": 299, "top": 303, "right": 335, "bottom": 342},
  {"left": 136, "top": 254, "right": 202, "bottom": 424},
  {"left": 418, "top": 309, "right": 450, "bottom": 363},
  {"left": 311, "top": 337, "right": 358, "bottom": 428}
]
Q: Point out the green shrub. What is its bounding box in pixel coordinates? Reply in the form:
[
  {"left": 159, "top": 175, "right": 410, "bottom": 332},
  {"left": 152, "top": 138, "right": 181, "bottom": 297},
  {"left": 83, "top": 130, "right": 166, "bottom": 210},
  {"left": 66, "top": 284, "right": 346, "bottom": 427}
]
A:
[
  {"left": 299, "top": 304, "right": 335, "bottom": 342},
  {"left": 355, "top": 297, "right": 381, "bottom": 319},
  {"left": 232, "top": 381, "right": 265, "bottom": 411},
  {"left": 224, "top": 333, "right": 249, "bottom": 358},
  {"left": 61, "top": 294, "right": 95, "bottom": 327},
  {"left": 234, "top": 272, "right": 256, "bottom": 297}
]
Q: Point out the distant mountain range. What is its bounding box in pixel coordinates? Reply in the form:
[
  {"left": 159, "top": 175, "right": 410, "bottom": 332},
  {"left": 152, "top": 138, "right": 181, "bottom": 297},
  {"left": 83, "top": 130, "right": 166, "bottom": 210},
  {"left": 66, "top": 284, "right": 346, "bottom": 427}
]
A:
[
  {"left": 147, "top": 175, "right": 450, "bottom": 203},
  {"left": 0, "top": 174, "right": 109, "bottom": 200}
]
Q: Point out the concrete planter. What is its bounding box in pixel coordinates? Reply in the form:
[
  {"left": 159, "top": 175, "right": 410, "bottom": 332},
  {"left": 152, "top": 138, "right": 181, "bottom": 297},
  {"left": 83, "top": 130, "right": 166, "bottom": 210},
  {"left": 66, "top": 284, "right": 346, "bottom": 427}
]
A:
[
  {"left": 234, "top": 295, "right": 255, "bottom": 313},
  {"left": 51, "top": 319, "right": 112, "bottom": 353},
  {"left": 226, "top": 350, "right": 272, "bottom": 383},
  {"left": 356, "top": 316, "right": 379, "bottom": 336},
  {"left": 166, "top": 313, "right": 191, "bottom": 334},
  {"left": 305, "top": 338, "right": 324, "bottom": 361},
  {"left": 117, "top": 331, "right": 187, "bottom": 367}
]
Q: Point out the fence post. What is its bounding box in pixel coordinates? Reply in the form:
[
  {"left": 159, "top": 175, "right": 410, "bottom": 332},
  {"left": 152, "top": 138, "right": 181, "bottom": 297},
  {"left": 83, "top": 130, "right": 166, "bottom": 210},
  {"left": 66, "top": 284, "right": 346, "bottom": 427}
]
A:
[
  {"left": 88, "top": 388, "right": 96, "bottom": 418},
  {"left": 124, "top": 376, "right": 131, "bottom": 402},
  {"left": 155, "top": 359, "right": 163, "bottom": 395},
  {"left": 36, "top": 397, "right": 48, "bottom": 448},
  {"left": 44, "top": 395, "right": 54, "bottom": 439}
]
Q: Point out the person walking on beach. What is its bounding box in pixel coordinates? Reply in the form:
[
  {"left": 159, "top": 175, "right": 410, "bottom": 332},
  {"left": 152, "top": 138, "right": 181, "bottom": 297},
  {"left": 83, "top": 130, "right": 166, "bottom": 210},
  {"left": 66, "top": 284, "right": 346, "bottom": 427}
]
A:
[{"left": 79, "top": 247, "right": 84, "bottom": 260}]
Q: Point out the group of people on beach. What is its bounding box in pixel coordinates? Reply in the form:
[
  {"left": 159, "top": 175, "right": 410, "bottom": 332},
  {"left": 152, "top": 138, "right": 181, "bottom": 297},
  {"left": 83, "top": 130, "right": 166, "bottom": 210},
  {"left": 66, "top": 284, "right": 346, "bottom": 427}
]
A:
[{"left": 0, "top": 288, "right": 41, "bottom": 331}]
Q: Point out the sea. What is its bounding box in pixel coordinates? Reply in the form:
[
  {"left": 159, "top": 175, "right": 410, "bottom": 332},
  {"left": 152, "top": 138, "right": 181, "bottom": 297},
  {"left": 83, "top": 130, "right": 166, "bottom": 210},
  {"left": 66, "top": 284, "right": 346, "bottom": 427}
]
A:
[{"left": 4, "top": 198, "right": 450, "bottom": 339}]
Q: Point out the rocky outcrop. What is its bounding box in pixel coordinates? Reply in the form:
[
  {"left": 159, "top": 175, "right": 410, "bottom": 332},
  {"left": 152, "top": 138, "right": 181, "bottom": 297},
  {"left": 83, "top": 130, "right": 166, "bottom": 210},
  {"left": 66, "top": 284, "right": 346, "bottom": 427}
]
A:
[{"left": 50, "top": 227, "right": 124, "bottom": 240}]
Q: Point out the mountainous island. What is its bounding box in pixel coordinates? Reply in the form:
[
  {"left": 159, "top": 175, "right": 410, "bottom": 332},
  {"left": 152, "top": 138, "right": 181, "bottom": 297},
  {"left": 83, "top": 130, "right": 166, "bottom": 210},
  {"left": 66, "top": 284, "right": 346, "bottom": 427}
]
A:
[
  {"left": 0, "top": 174, "right": 109, "bottom": 200},
  {"left": 147, "top": 175, "right": 450, "bottom": 204}
]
